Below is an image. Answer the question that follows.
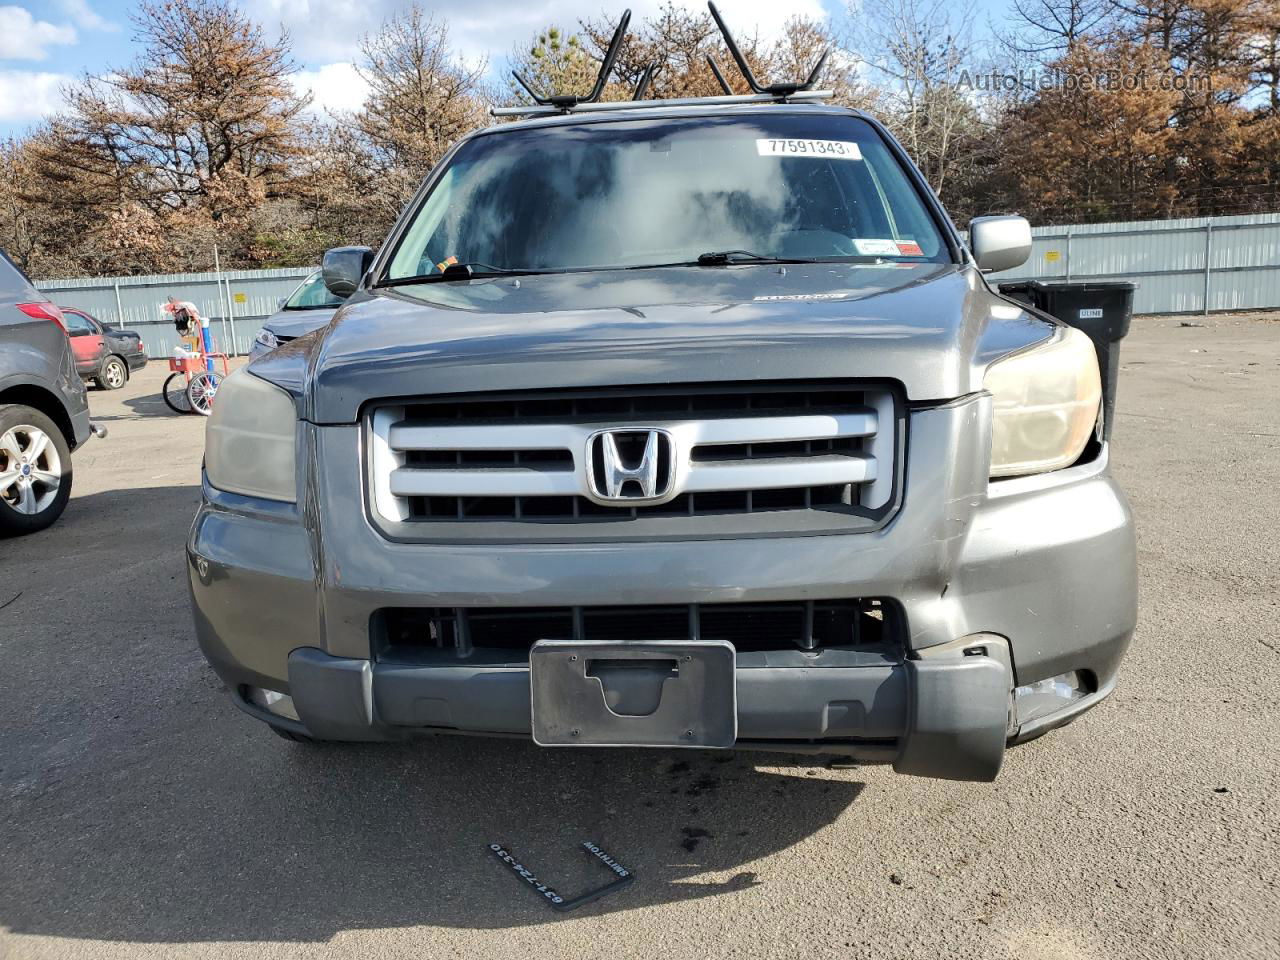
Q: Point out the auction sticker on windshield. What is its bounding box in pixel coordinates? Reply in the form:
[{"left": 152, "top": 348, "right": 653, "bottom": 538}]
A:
[
  {"left": 853, "top": 239, "right": 901, "bottom": 256},
  {"left": 757, "top": 139, "right": 863, "bottom": 160}
]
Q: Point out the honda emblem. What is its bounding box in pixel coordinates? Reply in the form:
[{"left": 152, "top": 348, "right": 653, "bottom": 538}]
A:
[{"left": 585, "top": 428, "right": 676, "bottom": 505}]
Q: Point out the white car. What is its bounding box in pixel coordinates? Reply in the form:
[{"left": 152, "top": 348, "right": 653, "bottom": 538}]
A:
[{"left": 249, "top": 271, "right": 345, "bottom": 360}]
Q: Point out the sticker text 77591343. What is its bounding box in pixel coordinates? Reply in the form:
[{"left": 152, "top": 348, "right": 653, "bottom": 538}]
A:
[{"left": 756, "top": 139, "right": 863, "bottom": 160}]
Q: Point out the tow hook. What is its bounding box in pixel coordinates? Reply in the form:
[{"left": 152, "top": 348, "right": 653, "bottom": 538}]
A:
[{"left": 89, "top": 421, "right": 108, "bottom": 440}]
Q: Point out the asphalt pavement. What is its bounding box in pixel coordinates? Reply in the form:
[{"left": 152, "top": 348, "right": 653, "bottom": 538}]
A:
[{"left": 1, "top": 314, "right": 1277, "bottom": 959}]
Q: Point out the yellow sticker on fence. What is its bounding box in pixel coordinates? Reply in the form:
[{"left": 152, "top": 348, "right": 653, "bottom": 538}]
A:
[
  {"left": 233, "top": 292, "right": 247, "bottom": 303},
  {"left": 1044, "top": 251, "right": 1061, "bottom": 263}
]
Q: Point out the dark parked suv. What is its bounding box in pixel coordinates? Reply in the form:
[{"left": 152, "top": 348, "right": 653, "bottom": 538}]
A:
[
  {"left": 188, "top": 8, "right": 1136, "bottom": 781},
  {"left": 0, "top": 250, "right": 99, "bottom": 535}
]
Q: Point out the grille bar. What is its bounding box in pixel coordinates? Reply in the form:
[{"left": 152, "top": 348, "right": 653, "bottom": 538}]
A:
[
  {"left": 390, "top": 465, "right": 579, "bottom": 498},
  {"left": 387, "top": 412, "right": 875, "bottom": 452},
  {"left": 387, "top": 452, "right": 874, "bottom": 498},
  {"left": 683, "top": 454, "right": 873, "bottom": 492}
]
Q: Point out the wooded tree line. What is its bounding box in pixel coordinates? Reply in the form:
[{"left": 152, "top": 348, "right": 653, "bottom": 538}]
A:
[{"left": 2, "top": 0, "right": 1279, "bottom": 277}]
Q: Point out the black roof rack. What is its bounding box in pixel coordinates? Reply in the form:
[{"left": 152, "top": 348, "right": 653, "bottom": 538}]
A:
[
  {"left": 705, "top": 1, "right": 830, "bottom": 98},
  {"left": 493, "top": 2, "right": 833, "bottom": 118},
  {"left": 509, "top": 10, "right": 632, "bottom": 110}
]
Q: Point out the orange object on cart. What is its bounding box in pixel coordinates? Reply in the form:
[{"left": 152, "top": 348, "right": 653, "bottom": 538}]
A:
[{"left": 168, "top": 355, "right": 205, "bottom": 375}]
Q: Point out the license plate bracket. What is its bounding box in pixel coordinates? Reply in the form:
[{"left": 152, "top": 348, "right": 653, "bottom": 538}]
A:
[
  {"left": 530, "top": 639, "right": 736, "bottom": 748},
  {"left": 487, "top": 841, "right": 635, "bottom": 912}
]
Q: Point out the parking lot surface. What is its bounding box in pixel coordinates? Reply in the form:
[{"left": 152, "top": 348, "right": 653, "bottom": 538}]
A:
[{"left": 1, "top": 315, "right": 1278, "bottom": 959}]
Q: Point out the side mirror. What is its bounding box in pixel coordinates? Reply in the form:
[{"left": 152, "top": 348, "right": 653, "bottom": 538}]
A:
[
  {"left": 276, "top": 297, "right": 287, "bottom": 310},
  {"left": 321, "top": 246, "right": 374, "bottom": 298},
  {"left": 969, "top": 216, "right": 1032, "bottom": 273}
]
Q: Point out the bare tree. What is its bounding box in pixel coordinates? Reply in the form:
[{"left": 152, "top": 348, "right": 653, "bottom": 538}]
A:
[
  {"left": 352, "top": 5, "right": 490, "bottom": 216},
  {"left": 845, "top": 0, "right": 986, "bottom": 198},
  {"left": 774, "top": 17, "right": 876, "bottom": 109},
  {"left": 1000, "top": 0, "right": 1112, "bottom": 56},
  {"left": 0, "top": 139, "right": 43, "bottom": 273},
  {"left": 21, "top": 0, "right": 310, "bottom": 273},
  {"left": 48, "top": 0, "right": 308, "bottom": 220}
]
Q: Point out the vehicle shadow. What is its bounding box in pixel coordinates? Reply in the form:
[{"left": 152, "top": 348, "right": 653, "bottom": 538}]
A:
[
  {"left": 118, "top": 389, "right": 181, "bottom": 418},
  {"left": 0, "top": 484, "right": 868, "bottom": 945}
]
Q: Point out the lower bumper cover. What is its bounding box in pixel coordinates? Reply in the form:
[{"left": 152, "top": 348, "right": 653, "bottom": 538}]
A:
[{"left": 252, "top": 642, "right": 1014, "bottom": 781}]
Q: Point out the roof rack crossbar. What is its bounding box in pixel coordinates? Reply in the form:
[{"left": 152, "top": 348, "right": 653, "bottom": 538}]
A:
[
  {"left": 511, "top": 10, "right": 633, "bottom": 110},
  {"left": 706, "top": 1, "right": 829, "bottom": 97},
  {"left": 491, "top": 89, "right": 834, "bottom": 118}
]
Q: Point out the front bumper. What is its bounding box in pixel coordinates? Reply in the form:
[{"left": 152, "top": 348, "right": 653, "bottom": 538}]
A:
[{"left": 188, "top": 396, "right": 1137, "bottom": 782}]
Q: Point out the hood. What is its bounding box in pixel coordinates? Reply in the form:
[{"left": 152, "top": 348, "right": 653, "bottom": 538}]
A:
[
  {"left": 255, "top": 262, "right": 1054, "bottom": 424},
  {"left": 262, "top": 307, "right": 341, "bottom": 341}
]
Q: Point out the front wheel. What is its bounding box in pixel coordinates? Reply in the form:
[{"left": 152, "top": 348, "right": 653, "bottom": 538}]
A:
[
  {"left": 96, "top": 356, "right": 128, "bottom": 391},
  {"left": 186, "top": 371, "right": 222, "bottom": 416},
  {"left": 0, "top": 404, "right": 73, "bottom": 537},
  {"left": 162, "top": 372, "right": 193, "bottom": 414}
]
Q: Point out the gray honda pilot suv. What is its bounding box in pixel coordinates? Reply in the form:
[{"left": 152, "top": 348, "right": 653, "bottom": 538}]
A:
[{"left": 188, "top": 53, "right": 1136, "bottom": 781}]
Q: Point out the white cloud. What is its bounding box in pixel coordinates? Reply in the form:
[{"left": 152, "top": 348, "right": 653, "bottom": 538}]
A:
[
  {"left": 53, "top": 0, "right": 120, "bottom": 33},
  {"left": 0, "top": 70, "right": 69, "bottom": 122},
  {"left": 0, "top": 6, "right": 78, "bottom": 61},
  {"left": 292, "top": 61, "right": 371, "bottom": 115},
  {"left": 248, "top": 0, "right": 827, "bottom": 70}
]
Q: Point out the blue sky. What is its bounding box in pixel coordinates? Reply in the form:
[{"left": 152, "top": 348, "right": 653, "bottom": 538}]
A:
[{"left": 0, "top": 0, "right": 1005, "bottom": 137}]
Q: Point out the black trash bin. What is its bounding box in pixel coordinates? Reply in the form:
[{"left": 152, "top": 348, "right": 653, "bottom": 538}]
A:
[{"left": 997, "top": 280, "right": 1136, "bottom": 441}]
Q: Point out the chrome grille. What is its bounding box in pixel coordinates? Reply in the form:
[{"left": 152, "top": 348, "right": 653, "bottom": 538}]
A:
[{"left": 367, "top": 383, "right": 899, "bottom": 540}]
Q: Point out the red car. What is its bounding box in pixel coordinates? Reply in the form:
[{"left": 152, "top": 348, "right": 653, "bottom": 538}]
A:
[{"left": 60, "top": 307, "right": 148, "bottom": 390}]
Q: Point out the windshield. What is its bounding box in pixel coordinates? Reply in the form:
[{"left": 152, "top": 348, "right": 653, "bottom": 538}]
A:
[
  {"left": 284, "top": 272, "right": 345, "bottom": 309},
  {"left": 384, "top": 113, "right": 951, "bottom": 280}
]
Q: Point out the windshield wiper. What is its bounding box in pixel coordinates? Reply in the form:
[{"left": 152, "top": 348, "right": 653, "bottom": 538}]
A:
[
  {"left": 696, "top": 250, "right": 801, "bottom": 265},
  {"left": 376, "top": 262, "right": 539, "bottom": 287},
  {"left": 693, "top": 250, "right": 889, "bottom": 266}
]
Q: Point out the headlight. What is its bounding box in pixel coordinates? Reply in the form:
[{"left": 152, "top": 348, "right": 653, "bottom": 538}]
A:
[
  {"left": 205, "top": 369, "right": 297, "bottom": 502},
  {"left": 986, "top": 326, "right": 1101, "bottom": 478},
  {"left": 254, "top": 328, "right": 278, "bottom": 351}
]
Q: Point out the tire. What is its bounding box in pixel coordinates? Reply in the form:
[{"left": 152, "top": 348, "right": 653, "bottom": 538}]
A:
[
  {"left": 186, "top": 371, "right": 222, "bottom": 417},
  {"left": 163, "top": 372, "right": 193, "bottom": 414},
  {"left": 270, "top": 724, "right": 316, "bottom": 744},
  {"left": 0, "top": 404, "right": 73, "bottom": 537},
  {"left": 95, "top": 356, "right": 128, "bottom": 391}
]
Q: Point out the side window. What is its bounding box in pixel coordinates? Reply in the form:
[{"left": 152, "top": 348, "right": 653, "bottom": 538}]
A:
[
  {"left": 63, "top": 311, "right": 96, "bottom": 336},
  {"left": 285, "top": 273, "right": 345, "bottom": 308}
]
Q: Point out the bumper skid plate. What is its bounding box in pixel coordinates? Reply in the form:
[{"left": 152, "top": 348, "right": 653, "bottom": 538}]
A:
[{"left": 530, "top": 639, "right": 737, "bottom": 748}]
